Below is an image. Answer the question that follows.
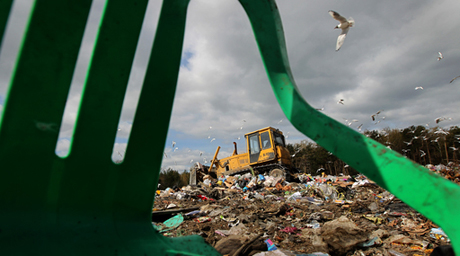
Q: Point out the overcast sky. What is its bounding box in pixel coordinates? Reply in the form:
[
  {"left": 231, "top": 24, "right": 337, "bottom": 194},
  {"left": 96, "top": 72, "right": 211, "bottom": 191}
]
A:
[{"left": 1, "top": 0, "right": 459, "bottom": 172}]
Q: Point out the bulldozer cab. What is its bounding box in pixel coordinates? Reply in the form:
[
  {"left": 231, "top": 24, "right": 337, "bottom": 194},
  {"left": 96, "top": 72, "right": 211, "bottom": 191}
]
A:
[{"left": 246, "top": 127, "right": 287, "bottom": 165}]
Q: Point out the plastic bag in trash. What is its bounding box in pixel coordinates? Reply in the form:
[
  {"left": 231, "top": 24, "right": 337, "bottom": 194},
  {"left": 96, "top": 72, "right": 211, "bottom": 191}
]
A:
[
  {"left": 153, "top": 214, "right": 184, "bottom": 233},
  {"left": 430, "top": 227, "right": 450, "bottom": 242},
  {"left": 288, "top": 192, "right": 302, "bottom": 201},
  {"left": 185, "top": 210, "right": 201, "bottom": 216}
]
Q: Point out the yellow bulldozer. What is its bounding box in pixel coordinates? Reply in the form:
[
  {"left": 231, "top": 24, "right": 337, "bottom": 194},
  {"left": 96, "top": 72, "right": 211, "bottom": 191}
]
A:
[{"left": 191, "top": 127, "right": 298, "bottom": 184}]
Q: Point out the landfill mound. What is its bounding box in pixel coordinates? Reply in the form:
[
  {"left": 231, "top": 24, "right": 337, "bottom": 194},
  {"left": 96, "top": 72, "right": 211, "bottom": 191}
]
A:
[{"left": 153, "top": 163, "right": 458, "bottom": 256}]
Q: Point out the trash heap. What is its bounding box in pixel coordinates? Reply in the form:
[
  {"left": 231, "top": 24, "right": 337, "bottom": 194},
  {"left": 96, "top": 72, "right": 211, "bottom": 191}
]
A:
[{"left": 152, "top": 164, "right": 458, "bottom": 256}]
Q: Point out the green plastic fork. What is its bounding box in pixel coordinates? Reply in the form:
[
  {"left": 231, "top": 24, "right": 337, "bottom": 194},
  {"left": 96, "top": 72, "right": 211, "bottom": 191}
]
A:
[
  {"left": 0, "top": 0, "right": 458, "bottom": 255},
  {"left": 239, "top": 0, "right": 460, "bottom": 254},
  {"left": 0, "top": 0, "right": 219, "bottom": 255}
]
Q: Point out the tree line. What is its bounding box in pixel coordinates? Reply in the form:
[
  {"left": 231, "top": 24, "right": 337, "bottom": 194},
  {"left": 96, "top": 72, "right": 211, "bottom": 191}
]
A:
[
  {"left": 286, "top": 125, "right": 460, "bottom": 176},
  {"left": 157, "top": 168, "right": 190, "bottom": 189}
]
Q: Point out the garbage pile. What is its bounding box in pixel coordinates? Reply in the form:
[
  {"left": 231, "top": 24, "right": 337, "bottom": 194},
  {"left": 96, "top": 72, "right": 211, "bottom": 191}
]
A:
[{"left": 152, "top": 164, "right": 458, "bottom": 256}]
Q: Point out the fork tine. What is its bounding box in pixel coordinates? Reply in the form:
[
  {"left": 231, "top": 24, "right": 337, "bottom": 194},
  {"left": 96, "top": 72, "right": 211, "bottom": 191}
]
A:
[
  {"left": 0, "top": 0, "right": 92, "bottom": 220},
  {"left": 124, "top": 0, "right": 189, "bottom": 164},
  {"left": 68, "top": 0, "right": 149, "bottom": 160},
  {"left": 0, "top": 0, "right": 92, "bottom": 153},
  {"left": 54, "top": 0, "right": 151, "bottom": 228},
  {"left": 116, "top": 0, "right": 190, "bottom": 217},
  {"left": 0, "top": 0, "right": 13, "bottom": 47}
]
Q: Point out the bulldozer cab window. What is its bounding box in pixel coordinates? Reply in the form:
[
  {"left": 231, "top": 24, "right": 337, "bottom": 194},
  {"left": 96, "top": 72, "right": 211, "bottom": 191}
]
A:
[
  {"left": 273, "top": 132, "right": 285, "bottom": 147},
  {"left": 261, "top": 131, "right": 271, "bottom": 150},
  {"left": 248, "top": 134, "right": 260, "bottom": 154}
]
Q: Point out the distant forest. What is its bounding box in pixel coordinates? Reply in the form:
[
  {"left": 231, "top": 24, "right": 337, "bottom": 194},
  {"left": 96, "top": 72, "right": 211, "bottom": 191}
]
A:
[{"left": 287, "top": 125, "right": 460, "bottom": 176}]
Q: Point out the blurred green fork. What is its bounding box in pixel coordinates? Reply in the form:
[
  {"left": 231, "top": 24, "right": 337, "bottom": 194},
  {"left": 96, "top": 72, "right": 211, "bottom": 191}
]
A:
[
  {"left": 240, "top": 0, "right": 460, "bottom": 254},
  {"left": 0, "top": 0, "right": 458, "bottom": 255},
  {"left": 0, "top": 0, "right": 218, "bottom": 255}
]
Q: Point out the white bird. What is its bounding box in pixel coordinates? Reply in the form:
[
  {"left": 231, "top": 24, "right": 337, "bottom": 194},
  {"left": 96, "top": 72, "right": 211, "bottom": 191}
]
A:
[
  {"left": 337, "top": 99, "right": 344, "bottom": 105},
  {"left": 434, "top": 128, "right": 449, "bottom": 135},
  {"left": 316, "top": 168, "right": 325, "bottom": 173},
  {"left": 435, "top": 117, "right": 449, "bottom": 124},
  {"left": 210, "top": 138, "right": 216, "bottom": 143},
  {"left": 420, "top": 150, "right": 426, "bottom": 157},
  {"left": 415, "top": 87, "right": 423, "bottom": 90},
  {"left": 403, "top": 139, "right": 413, "bottom": 146},
  {"left": 437, "top": 52, "right": 443, "bottom": 61},
  {"left": 329, "top": 10, "right": 354, "bottom": 51},
  {"left": 172, "top": 141, "right": 176, "bottom": 148},
  {"left": 173, "top": 147, "right": 178, "bottom": 152}
]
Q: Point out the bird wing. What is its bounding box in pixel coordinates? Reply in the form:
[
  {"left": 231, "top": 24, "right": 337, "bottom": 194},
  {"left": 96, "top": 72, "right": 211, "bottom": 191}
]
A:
[
  {"left": 347, "top": 17, "right": 355, "bottom": 26},
  {"left": 336, "top": 27, "right": 349, "bottom": 51},
  {"left": 329, "top": 10, "right": 347, "bottom": 24},
  {"left": 450, "top": 75, "right": 460, "bottom": 83}
]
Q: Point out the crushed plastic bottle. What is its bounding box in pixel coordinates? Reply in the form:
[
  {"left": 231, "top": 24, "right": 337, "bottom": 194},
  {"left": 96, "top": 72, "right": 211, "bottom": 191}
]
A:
[{"left": 264, "top": 238, "right": 278, "bottom": 251}]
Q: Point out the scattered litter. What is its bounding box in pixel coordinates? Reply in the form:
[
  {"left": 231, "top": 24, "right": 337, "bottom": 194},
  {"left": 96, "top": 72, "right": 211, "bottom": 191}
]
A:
[
  {"left": 152, "top": 214, "right": 184, "bottom": 233},
  {"left": 265, "top": 238, "right": 278, "bottom": 251},
  {"left": 184, "top": 210, "right": 201, "bottom": 216},
  {"left": 430, "top": 227, "right": 450, "bottom": 242},
  {"left": 152, "top": 171, "right": 455, "bottom": 255},
  {"left": 166, "top": 203, "right": 177, "bottom": 209},
  {"left": 359, "top": 236, "right": 382, "bottom": 247}
]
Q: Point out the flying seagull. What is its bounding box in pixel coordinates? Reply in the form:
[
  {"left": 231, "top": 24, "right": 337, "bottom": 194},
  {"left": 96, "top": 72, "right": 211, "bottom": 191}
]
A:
[
  {"left": 415, "top": 86, "right": 423, "bottom": 90},
  {"left": 437, "top": 52, "right": 443, "bottom": 61},
  {"left": 435, "top": 117, "right": 452, "bottom": 124},
  {"left": 329, "top": 10, "right": 354, "bottom": 51},
  {"left": 450, "top": 75, "right": 460, "bottom": 83},
  {"left": 420, "top": 150, "right": 426, "bottom": 157},
  {"left": 371, "top": 110, "right": 383, "bottom": 121}
]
